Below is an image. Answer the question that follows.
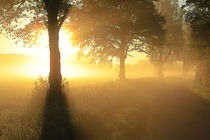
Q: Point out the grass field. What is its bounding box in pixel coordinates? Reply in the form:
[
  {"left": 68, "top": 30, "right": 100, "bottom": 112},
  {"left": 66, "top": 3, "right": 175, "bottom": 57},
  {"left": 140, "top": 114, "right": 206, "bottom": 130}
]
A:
[{"left": 0, "top": 77, "right": 210, "bottom": 140}]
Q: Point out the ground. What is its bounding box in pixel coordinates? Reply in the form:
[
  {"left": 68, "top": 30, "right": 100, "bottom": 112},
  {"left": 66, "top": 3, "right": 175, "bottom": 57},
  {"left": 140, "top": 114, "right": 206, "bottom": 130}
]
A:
[{"left": 0, "top": 77, "right": 209, "bottom": 140}]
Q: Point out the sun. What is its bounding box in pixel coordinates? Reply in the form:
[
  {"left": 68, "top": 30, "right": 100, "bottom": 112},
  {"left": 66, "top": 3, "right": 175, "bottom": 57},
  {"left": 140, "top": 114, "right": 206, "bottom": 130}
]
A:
[
  {"left": 29, "top": 27, "right": 80, "bottom": 61},
  {"left": 59, "top": 28, "right": 80, "bottom": 60},
  {"left": 20, "top": 26, "right": 84, "bottom": 78}
]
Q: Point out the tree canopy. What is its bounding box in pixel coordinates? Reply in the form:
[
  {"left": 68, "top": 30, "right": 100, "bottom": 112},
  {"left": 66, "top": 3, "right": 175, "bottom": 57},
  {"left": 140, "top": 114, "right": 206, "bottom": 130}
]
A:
[
  {"left": 184, "top": 0, "right": 210, "bottom": 59},
  {"left": 70, "top": 0, "right": 166, "bottom": 80},
  {"left": 147, "top": 0, "right": 186, "bottom": 77},
  {"left": 184, "top": 0, "right": 210, "bottom": 85},
  {"left": 0, "top": 0, "right": 81, "bottom": 91},
  {"left": 0, "top": 0, "right": 80, "bottom": 46}
]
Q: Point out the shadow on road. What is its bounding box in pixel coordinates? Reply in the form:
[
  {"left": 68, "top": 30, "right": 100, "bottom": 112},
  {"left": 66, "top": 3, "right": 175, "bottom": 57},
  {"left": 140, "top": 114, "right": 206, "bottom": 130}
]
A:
[{"left": 39, "top": 90, "right": 75, "bottom": 140}]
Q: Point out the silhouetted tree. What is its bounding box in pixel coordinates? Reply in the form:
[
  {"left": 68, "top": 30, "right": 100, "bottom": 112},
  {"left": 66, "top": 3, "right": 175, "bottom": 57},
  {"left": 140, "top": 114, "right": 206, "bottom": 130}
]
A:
[
  {"left": 160, "top": 0, "right": 190, "bottom": 75},
  {"left": 184, "top": 0, "right": 210, "bottom": 86},
  {"left": 70, "top": 0, "right": 165, "bottom": 80},
  {"left": 0, "top": 0, "right": 80, "bottom": 92},
  {"left": 147, "top": 37, "right": 169, "bottom": 78},
  {"left": 149, "top": 0, "right": 187, "bottom": 77}
]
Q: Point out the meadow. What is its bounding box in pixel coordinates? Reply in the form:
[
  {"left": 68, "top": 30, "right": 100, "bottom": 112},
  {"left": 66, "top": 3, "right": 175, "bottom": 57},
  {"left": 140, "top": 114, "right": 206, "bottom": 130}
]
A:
[{"left": 0, "top": 77, "right": 209, "bottom": 140}]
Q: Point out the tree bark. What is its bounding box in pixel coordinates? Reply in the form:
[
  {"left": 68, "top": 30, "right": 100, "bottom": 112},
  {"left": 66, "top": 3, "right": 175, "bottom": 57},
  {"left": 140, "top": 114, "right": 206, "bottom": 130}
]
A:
[
  {"left": 48, "top": 23, "right": 62, "bottom": 93},
  {"left": 44, "top": 0, "right": 63, "bottom": 93},
  {"left": 119, "top": 56, "right": 125, "bottom": 81}
]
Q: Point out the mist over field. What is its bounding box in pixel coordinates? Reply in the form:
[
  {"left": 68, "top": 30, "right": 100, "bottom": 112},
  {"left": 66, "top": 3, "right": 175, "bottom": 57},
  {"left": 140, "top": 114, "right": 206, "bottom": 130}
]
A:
[
  {"left": 1, "top": 53, "right": 208, "bottom": 140},
  {"left": 0, "top": 53, "right": 194, "bottom": 80},
  {"left": 1, "top": 72, "right": 210, "bottom": 140},
  {"left": 0, "top": 0, "right": 210, "bottom": 140}
]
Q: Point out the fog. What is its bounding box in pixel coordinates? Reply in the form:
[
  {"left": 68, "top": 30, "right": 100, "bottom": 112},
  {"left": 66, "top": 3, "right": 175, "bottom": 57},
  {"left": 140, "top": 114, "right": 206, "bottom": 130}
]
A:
[
  {"left": 0, "top": 0, "right": 210, "bottom": 139},
  {"left": 0, "top": 54, "right": 202, "bottom": 140}
]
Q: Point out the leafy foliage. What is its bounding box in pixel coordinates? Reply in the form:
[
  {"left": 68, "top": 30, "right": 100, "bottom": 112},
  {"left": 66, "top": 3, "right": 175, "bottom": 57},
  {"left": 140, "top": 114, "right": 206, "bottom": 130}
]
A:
[
  {"left": 183, "top": 0, "right": 210, "bottom": 85},
  {"left": 0, "top": 0, "right": 80, "bottom": 47},
  {"left": 70, "top": 0, "right": 166, "bottom": 64},
  {"left": 184, "top": 0, "right": 210, "bottom": 60},
  {"left": 147, "top": 0, "right": 186, "bottom": 77},
  {"left": 0, "top": 0, "right": 82, "bottom": 89},
  {"left": 160, "top": 0, "right": 185, "bottom": 61}
]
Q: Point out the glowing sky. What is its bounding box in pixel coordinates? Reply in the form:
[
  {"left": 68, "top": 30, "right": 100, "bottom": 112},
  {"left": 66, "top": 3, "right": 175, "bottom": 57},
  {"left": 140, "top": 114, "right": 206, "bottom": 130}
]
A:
[
  {"left": 0, "top": 32, "right": 146, "bottom": 64},
  {"left": 0, "top": 29, "right": 146, "bottom": 79}
]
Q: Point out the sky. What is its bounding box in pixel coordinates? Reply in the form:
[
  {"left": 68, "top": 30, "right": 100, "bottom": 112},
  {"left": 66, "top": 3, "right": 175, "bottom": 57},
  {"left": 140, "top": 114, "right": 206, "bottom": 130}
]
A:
[
  {"left": 0, "top": 30, "right": 147, "bottom": 79},
  {"left": 0, "top": 32, "right": 147, "bottom": 64}
]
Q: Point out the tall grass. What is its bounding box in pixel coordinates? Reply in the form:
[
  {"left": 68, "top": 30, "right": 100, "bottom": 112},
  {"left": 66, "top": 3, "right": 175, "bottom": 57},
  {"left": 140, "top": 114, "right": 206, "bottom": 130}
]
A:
[
  {"left": 0, "top": 77, "right": 156, "bottom": 140},
  {"left": 3, "top": 77, "right": 207, "bottom": 140}
]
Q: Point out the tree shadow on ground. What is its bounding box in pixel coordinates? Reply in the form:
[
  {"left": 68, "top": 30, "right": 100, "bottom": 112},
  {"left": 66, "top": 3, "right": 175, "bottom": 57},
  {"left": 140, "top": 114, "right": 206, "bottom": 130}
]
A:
[{"left": 39, "top": 90, "right": 75, "bottom": 140}]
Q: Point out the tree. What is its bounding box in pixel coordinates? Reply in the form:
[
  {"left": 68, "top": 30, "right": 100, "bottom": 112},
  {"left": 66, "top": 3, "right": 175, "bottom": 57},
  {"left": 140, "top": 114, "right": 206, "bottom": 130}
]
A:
[
  {"left": 149, "top": 0, "right": 188, "bottom": 77},
  {"left": 183, "top": 0, "right": 210, "bottom": 86},
  {"left": 147, "top": 36, "right": 171, "bottom": 78},
  {"left": 0, "top": 0, "right": 80, "bottom": 92},
  {"left": 70, "top": 0, "right": 165, "bottom": 80}
]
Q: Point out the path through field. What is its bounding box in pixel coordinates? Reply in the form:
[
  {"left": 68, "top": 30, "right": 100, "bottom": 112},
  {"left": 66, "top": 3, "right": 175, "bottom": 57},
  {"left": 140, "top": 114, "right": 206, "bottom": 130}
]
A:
[
  {"left": 147, "top": 80, "right": 210, "bottom": 140},
  {"left": 70, "top": 79, "right": 210, "bottom": 140},
  {"left": 0, "top": 78, "right": 210, "bottom": 140}
]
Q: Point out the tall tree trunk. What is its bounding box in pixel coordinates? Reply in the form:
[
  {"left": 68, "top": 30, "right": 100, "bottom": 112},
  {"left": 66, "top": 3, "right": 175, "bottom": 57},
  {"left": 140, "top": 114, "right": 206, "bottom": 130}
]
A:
[
  {"left": 119, "top": 56, "right": 125, "bottom": 80},
  {"left": 195, "top": 63, "right": 203, "bottom": 85},
  {"left": 119, "top": 39, "right": 127, "bottom": 81},
  {"left": 206, "top": 60, "right": 210, "bottom": 87},
  {"left": 157, "top": 64, "right": 163, "bottom": 78},
  {"left": 195, "top": 60, "right": 210, "bottom": 87},
  {"left": 182, "top": 58, "right": 189, "bottom": 75},
  {"left": 44, "top": 1, "right": 62, "bottom": 93},
  {"left": 48, "top": 24, "right": 62, "bottom": 93}
]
